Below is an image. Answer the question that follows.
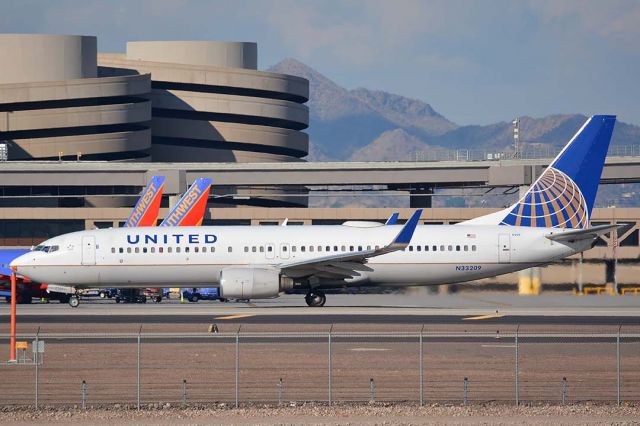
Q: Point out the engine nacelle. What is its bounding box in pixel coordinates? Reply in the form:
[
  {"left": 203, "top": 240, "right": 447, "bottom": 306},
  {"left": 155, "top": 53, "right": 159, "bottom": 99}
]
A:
[{"left": 219, "top": 267, "right": 292, "bottom": 299}]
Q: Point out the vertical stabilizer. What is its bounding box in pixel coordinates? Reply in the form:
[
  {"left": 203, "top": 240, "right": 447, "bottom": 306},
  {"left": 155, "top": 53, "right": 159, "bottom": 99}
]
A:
[
  {"left": 159, "top": 178, "right": 212, "bottom": 227},
  {"left": 123, "top": 176, "right": 166, "bottom": 227},
  {"left": 462, "top": 115, "right": 616, "bottom": 229}
]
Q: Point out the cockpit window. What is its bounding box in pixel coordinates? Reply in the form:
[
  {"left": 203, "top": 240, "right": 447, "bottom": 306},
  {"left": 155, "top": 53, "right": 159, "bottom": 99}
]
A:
[{"left": 34, "top": 245, "right": 59, "bottom": 253}]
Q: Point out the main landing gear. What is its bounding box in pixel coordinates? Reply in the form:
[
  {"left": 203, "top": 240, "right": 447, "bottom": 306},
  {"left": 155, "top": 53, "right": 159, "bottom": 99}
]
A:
[
  {"left": 305, "top": 290, "right": 326, "bottom": 307},
  {"left": 68, "top": 295, "right": 80, "bottom": 308}
]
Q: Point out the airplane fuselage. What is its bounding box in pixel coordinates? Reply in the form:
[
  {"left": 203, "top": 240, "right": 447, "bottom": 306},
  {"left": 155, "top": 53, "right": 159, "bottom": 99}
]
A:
[{"left": 12, "top": 224, "right": 590, "bottom": 290}]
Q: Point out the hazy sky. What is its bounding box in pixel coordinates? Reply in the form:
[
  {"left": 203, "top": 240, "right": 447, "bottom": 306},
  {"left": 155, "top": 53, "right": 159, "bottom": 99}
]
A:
[{"left": 2, "top": 0, "right": 639, "bottom": 125}]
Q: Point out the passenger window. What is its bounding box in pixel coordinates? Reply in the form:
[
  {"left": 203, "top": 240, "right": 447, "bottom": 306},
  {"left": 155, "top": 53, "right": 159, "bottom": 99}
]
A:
[
  {"left": 409, "top": 246, "right": 414, "bottom": 252},
  {"left": 211, "top": 247, "right": 215, "bottom": 253},
  {"left": 310, "top": 246, "right": 314, "bottom": 252},
  {"left": 326, "top": 246, "right": 331, "bottom": 252},
  {"left": 349, "top": 246, "right": 354, "bottom": 251},
  {"left": 433, "top": 245, "right": 437, "bottom": 251},
  {"left": 168, "top": 247, "right": 173, "bottom": 253},
  {"left": 317, "top": 246, "right": 322, "bottom": 252},
  {"left": 283, "top": 246, "right": 288, "bottom": 252},
  {"left": 301, "top": 246, "right": 306, "bottom": 252},
  {"left": 228, "top": 247, "right": 233, "bottom": 253},
  {"left": 259, "top": 246, "right": 264, "bottom": 253},
  {"left": 292, "top": 246, "right": 297, "bottom": 252},
  {"left": 267, "top": 246, "right": 273, "bottom": 252},
  {"left": 334, "top": 246, "right": 339, "bottom": 252},
  {"left": 194, "top": 247, "right": 199, "bottom": 253},
  {"left": 185, "top": 247, "right": 190, "bottom": 253},
  {"left": 440, "top": 245, "right": 444, "bottom": 251},
  {"left": 135, "top": 247, "right": 140, "bottom": 253},
  {"left": 244, "top": 247, "right": 249, "bottom": 253},
  {"left": 472, "top": 245, "right": 477, "bottom": 251},
  {"left": 464, "top": 245, "right": 468, "bottom": 252},
  {"left": 375, "top": 245, "right": 380, "bottom": 250},
  {"left": 367, "top": 245, "right": 371, "bottom": 251},
  {"left": 143, "top": 247, "right": 148, "bottom": 253},
  {"left": 448, "top": 245, "right": 453, "bottom": 251},
  {"left": 456, "top": 245, "right": 460, "bottom": 252},
  {"left": 111, "top": 248, "right": 115, "bottom": 253},
  {"left": 252, "top": 246, "right": 257, "bottom": 253},
  {"left": 202, "top": 247, "right": 207, "bottom": 253},
  {"left": 358, "top": 246, "right": 362, "bottom": 251},
  {"left": 417, "top": 246, "right": 422, "bottom": 252},
  {"left": 159, "top": 247, "right": 164, "bottom": 253},
  {"left": 119, "top": 248, "right": 124, "bottom": 254},
  {"left": 176, "top": 247, "right": 181, "bottom": 253}
]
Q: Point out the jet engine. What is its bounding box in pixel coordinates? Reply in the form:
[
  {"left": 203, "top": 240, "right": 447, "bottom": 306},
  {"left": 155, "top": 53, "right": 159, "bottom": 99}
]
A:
[{"left": 219, "top": 267, "right": 293, "bottom": 299}]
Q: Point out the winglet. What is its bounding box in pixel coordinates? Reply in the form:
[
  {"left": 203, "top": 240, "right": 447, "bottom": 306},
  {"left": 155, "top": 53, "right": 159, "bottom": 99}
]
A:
[
  {"left": 392, "top": 209, "right": 422, "bottom": 245},
  {"left": 385, "top": 212, "right": 399, "bottom": 225}
]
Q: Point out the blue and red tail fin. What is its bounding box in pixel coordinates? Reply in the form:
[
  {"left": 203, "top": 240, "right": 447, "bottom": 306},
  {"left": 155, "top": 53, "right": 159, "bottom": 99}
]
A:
[
  {"left": 159, "top": 178, "right": 212, "bottom": 227},
  {"left": 123, "top": 176, "right": 166, "bottom": 228},
  {"left": 463, "top": 115, "right": 616, "bottom": 229}
]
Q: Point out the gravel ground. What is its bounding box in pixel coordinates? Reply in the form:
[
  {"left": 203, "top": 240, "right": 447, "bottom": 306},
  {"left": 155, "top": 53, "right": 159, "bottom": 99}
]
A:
[{"left": 0, "top": 403, "right": 639, "bottom": 425}]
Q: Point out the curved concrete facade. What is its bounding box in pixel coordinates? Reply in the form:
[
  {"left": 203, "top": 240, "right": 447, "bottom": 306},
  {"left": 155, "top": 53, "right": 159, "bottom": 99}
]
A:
[
  {"left": 0, "top": 35, "right": 152, "bottom": 161},
  {"left": 98, "top": 41, "right": 309, "bottom": 164},
  {"left": 0, "top": 34, "right": 97, "bottom": 84}
]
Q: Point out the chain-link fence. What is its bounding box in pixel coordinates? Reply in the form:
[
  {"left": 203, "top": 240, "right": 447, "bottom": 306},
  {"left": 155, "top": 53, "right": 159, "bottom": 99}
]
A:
[
  {"left": 414, "top": 145, "right": 640, "bottom": 162},
  {"left": 1, "top": 328, "right": 639, "bottom": 408}
]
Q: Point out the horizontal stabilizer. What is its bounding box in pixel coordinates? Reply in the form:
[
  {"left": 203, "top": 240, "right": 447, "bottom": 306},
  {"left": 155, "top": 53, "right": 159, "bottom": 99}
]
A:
[{"left": 545, "top": 224, "right": 618, "bottom": 243}]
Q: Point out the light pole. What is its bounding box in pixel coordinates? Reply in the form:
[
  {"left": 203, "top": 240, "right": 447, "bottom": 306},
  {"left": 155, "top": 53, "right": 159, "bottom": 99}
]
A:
[{"left": 512, "top": 117, "right": 520, "bottom": 159}]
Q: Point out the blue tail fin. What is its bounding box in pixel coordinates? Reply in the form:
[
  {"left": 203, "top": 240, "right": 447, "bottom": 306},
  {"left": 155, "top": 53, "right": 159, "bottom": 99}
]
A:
[{"left": 500, "top": 115, "right": 616, "bottom": 228}]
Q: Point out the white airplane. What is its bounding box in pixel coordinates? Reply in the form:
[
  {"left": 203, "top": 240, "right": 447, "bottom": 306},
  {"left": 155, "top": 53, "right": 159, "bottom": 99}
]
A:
[{"left": 12, "top": 115, "right": 617, "bottom": 307}]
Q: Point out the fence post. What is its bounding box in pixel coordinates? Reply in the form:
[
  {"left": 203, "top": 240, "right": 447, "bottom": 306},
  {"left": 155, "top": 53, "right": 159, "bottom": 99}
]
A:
[
  {"left": 561, "top": 377, "right": 567, "bottom": 404},
  {"left": 34, "top": 330, "right": 39, "bottom": 410},
  {"left": 515, "top": 325, "right": 519, "bottom": 406},
  {"left": 328, "top": 325, "right": 333, "bottom": 405},
  {"left": 463, "top": 377, "right": 468, "bottom": 406},
  {"left": 235, "top": 331, "right": 240, "bottom": 408},
  {"left": 419, "top": 326, "right": 424, "bottom": 406},
  {"left": 369, "top": 378, "right": 376, "bottom": 402},
  {"left": 81, "top": 380, "right": 87, "bottom": 410},
  {"left": 182, "top": 379, "right": 187, "bottom": 408},
  {"left": 137, "top": 330, "right": 141, "bottom": 410},
  {"left": 617, "top": 325, "right": 621, "bottom": 406},
  {"left": 277, "top": 378, "right": 283, "bottom": 406}
]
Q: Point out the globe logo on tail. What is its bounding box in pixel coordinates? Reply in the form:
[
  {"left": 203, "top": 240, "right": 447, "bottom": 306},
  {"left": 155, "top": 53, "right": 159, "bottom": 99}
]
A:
[{"left": 500, "top": 168, "right": 588, "bottom": 229}]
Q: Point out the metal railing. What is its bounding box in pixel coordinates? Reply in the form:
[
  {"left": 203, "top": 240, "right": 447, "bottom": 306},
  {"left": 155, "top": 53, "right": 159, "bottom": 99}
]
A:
[
  {"left": 1, "top": 328, "right": 639, "bottom": 408},
  {"left": 414, "top": 145, "right": 640, "bottom": 162}
]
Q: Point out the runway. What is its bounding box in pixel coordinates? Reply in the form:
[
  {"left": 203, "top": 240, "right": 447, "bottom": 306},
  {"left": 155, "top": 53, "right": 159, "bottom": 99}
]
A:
[{"left": 2, "top": 292, "right": 640, "bottom": 326}]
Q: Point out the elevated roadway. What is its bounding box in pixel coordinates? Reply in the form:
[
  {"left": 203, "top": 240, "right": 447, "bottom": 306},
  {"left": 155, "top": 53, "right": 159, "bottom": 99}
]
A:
[{"left": 1, "top": 156, "right": 640, "bottom": 193}]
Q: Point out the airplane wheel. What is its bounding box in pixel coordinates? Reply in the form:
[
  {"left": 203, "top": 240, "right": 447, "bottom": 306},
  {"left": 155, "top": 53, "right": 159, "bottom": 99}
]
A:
[
  {"left": 305, "top": 291, "right": 326, "bottom": 307},
  {"left": 154, "top": 296, "right": 162, "bottom": 303},
  {"left": 68, "top": 296, "right": 80, "bottom": 308}
]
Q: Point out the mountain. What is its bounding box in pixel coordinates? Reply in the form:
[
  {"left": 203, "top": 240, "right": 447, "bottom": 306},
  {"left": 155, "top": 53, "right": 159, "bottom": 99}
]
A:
[{"left": 268, "top": 58, "right": 640, "bottom": 162}]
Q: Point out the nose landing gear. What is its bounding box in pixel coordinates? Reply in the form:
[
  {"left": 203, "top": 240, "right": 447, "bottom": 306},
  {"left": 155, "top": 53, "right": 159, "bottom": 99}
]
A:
[{"left": 305, "top": 290, "right": 326, "bottom": 307}]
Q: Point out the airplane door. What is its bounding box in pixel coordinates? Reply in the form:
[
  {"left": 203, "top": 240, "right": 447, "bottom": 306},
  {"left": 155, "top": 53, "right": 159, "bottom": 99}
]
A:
[
  {"left": 81, "top": 236, "right": 96, "bottom": 265},
  {"left": 265, "top": 243, "right": 275, "bottom": 260},
  {"left": 279, "top": 243, "right": 290, "bottom": 259},
  {"left": 498, "top": 234, "right": 511, "bottom": 263}
]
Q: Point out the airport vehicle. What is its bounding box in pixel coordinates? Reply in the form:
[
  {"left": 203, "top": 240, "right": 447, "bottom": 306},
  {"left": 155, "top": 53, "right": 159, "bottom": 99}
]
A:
[
  {"left": 11, "top": 116, "right": 618, "bottom": 307},
  {"left": 182, "top": 287, "right": 223, "bottom": 302}
]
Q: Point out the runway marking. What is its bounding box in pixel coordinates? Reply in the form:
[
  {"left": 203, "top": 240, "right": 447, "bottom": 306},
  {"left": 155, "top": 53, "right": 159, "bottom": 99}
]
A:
[
  {"left": 350, "top": 348, "right": 391, "bottom": 352},
  {"left": 462, "top": 313, "right": 505, "bottom": 321},
  {"left": 214, "top": 314, "right": 256, "bottom": 320},
  {"left": 481, "top": 344, "right": 516, "bottom": 348}
]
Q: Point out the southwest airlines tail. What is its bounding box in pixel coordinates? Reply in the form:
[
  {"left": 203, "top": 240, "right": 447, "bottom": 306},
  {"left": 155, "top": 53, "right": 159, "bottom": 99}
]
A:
[
  {"left": 464, "top": 115, "right": 616, "bottom": 229},
  {"left": 159, "top": 178, "right": 212, "bottom": 227},
  {"left": 123, "top": 176, "right": 166, "bottom": 227}
]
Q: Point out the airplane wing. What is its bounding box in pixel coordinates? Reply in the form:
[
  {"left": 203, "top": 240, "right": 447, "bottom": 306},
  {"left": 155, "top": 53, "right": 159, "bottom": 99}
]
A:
[
  {"left": 123, "top": 176, "right": 166, "bottom": 227},
  {"left": 545, "top": 224, "right": 618, "bottom": 243},
  {"left": 279, "top": 210, "right": 422, "bottom": 280},
  {"left": 160, "top": 178, "right": 212, "bottom": 227}
]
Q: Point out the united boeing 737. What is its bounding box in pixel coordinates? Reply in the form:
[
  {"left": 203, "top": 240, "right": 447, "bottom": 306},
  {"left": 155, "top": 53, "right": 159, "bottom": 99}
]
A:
[{"left": 12, "top": 115, "right": 617, "bottom": 307}]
